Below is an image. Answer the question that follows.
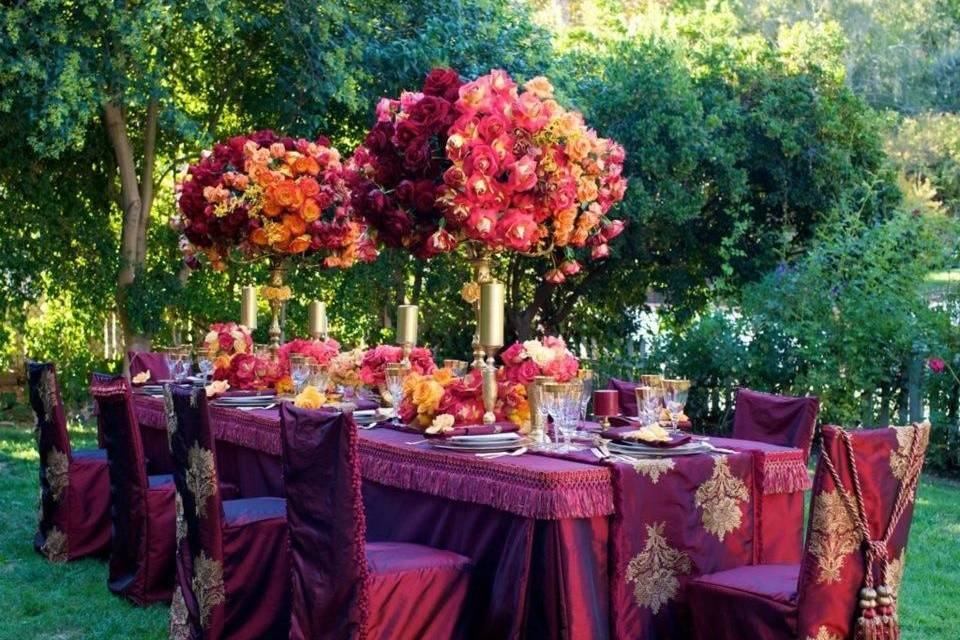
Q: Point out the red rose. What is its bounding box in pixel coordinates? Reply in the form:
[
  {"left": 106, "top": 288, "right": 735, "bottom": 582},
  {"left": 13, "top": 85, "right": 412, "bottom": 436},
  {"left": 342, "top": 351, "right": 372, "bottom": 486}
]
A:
[
  {"left": 411, "top": 180, "right": 438, "bottom": 213},
  {"left": 393, "top": 119, "right": 423, "bottom": 148},
  {"left": 403, "top": 140, "right": 432, "bottom": 172},
  {"left": 408, "top": 95, "right": 451, "bottom": 130},
  {"left": 422, "top": 68, "right": 462, "bottom": 102},
  {"left": 364, "top": 122, "right": 394, "bottom": 153}
]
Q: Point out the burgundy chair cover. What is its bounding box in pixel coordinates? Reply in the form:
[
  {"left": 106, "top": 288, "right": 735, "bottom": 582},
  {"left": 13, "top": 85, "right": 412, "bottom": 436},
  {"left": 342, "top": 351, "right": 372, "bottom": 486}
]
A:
[
  {"left": 688, "top": 423, "right": 929, "bottom": 640},
  {"left": 281, "top": 405, "right": 472, "bottom": 640},
  {"left": 167, "top": 385, "right": 289, "bottom": 640},
  {"left": 607, "top": 377, "right": 639, "bottom": 416},
  {"left": 128, "top": 350, "right": 170, "bottom": 382},
  {"left": 27, "top": 362, "right": 111, "bottom": 562},
  {"left": 732, "top": 388, "right": 820, "bottom": 460},
  {"left": 92, "top": 372, "right": 175, "bottom": 605}
]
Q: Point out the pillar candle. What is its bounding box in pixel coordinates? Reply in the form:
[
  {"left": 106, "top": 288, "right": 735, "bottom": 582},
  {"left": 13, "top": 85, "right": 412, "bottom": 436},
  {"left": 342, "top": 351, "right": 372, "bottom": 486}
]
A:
[
  {"left": 308, "top": 301, "right": 327, "bottom": 338},
  {"left": 240, "top": 285, "right": 258, "bottom": 330},
  {"left": 479, "top": 282, "right": 505, "bottom": 348},
  {"left": 397, "top": 304, "right": 418, "bottom": 345},
  {"left": 593, "top": 390, "right": 620, "bottom": 417}
]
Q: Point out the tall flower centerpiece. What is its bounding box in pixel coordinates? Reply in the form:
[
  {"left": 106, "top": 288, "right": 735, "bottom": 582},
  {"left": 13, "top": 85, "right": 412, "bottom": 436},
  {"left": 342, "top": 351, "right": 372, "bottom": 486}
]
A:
[
  {"left": 174, "top": 129, "right": 377, "bottom": 355},
  {"left": 349, "top": 69, "right": 627, "bottom": 368}
]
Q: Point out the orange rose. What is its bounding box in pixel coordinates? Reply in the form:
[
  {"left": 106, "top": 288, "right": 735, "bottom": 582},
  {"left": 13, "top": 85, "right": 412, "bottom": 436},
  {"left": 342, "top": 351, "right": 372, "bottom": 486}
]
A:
[
  {"left": 565, "top": 135, "right": 592, "bottom": 162},
  {"left": 298, "top": 177, "right": 320, "bottom": 198},
  {"left": 269, "top": 142, "right": 286, "bottom": 158},
  {"left": 265, "top": 221, "right": 292, "bottom": 247},
  {"left": 262, "top": 195, "right": 283, "bottom": 218},
  {"left": 293, "top": 155, "right": 320, "bottom": 176},
  {"left": 282, "top": 213, "right": 307, "bottom": 236},
  {"left": 287, "top": 235, "right": 311, "bottom": 254},
  {"left": 577, "top": 179, "right": 599, "bottom": 203},
  {"left": 251, "top": 227, "right": 271, "bottom": 245},
  {"left": 553, "top": 207, "right": 577, "bottom": 246},
  {"left": 301, "top": 198, "right": 321, "bottom": 222},
  {"left": 273, "top": 180, "right": 299, "bottom": 208},
  {"left": 523, "top": 76, "right": 555, "bottom": 99}
]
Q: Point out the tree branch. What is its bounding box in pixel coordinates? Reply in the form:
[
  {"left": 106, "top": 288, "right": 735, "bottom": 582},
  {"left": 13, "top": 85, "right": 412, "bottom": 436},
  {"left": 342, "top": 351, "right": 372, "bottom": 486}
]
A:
[
  {"left": 135, "top": 97, "right": 159, "bottom": 265},
  {"left": 103, "top": 100, "right": 142, "bottom": 289}
]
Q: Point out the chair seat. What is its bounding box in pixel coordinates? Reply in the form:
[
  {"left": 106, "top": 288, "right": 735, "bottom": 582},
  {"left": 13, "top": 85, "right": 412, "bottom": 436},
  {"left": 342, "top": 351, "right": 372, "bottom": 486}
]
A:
[
  {"left": 223, "top": 497, "right": 286, "bottom": 526},
  {"left": 73, "top": 448, "right": 107, "bottom": 460},
  {"left": 688, "top": 564, "right": 799, "bottom": 640},
  {"left": 365, "top": 541, "right": 472, "bottom": 639},
  {"left": 147, "top": 474, "right": 174, "bottom": 488}
]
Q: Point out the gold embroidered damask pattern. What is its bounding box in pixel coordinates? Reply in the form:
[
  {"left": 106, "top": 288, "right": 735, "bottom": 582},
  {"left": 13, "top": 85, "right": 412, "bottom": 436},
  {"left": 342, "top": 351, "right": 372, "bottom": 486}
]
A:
[
  {"left": 164, "top": 390, "right": 178, "bottom": 446},
  {"left": 808, "top": 489, "right": 860, "bottom": 584},
  {"left": 187, "top": 444, "right": 217, "bottom": 518},
  {"left": 175, "top": 491, "right": 187, "bottom": 546},
  {"left": 890, "top": 425, "right": 930, "bottom": 482},
  {"left": 629, "top": 458, "right": 675, "bottom": 484},
  {"left": 46, "top": 448, "right": 70, "bottom": 502},
  {"left": 806, "top": 626, "right": 842, "bottom": 640},
  {"left": 694, "top": 457, "right": 750, "bottom": 541},
  {"left": 39, "top": 368, "right": 58, "bottom": 423},
  {"left": 886, "top": 551, "right": 905, "bottom": 597},
  {"left": 169, "top": 586, "right": 192, "bottom": 640},
  {"left": 192, "top": 551, "right": 225, "bottom": 629},
  {"left": 41, "top": 527, "right": 68, "bottom": 563},
  {"left": 624, "top": 522, "right": 691, "bottom": 614}
]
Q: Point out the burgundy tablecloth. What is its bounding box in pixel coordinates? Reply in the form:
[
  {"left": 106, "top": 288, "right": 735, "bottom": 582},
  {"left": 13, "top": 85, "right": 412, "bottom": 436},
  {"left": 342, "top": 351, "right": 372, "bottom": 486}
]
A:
[{"left": 133, "top": 395, "right": 807, "bottom": 639}]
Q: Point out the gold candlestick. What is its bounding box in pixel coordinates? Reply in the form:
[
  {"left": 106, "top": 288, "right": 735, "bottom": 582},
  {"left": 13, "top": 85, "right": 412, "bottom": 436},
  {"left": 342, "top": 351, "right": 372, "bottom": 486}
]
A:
[
  {"left": 468, "top": 246, "right": 493, "bottom": 370},
  {"left": 240, "top": 285, "right": 258, "bottom": 330},
  {"left": 265, "top": 258, "right": 287, "bottom": 358},
  {"left": 308, "top": 300, "right": 328, "bottom": 340}
]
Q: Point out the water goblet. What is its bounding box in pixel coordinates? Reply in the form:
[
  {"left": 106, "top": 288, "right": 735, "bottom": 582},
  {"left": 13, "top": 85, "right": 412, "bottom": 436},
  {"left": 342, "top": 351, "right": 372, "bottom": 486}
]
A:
[
  {"left": 290, "top": 355, "right": 309, "bottom": 394},
  {"left": 577, "top": 369, "right": 594, "bottom": 420},
  {"left": 163, "top": 347, "right": 179, "bottom": 382},
  {"left": 662, "top": 379, "right": 691, "bottom": 431},
  {"left": 384, "top": 362, "right": 408, "bottom": 420},
  {"left": 197, "top": 347, "right": 214, "bottom": 381},
  {"left": 635, "top": 385, "right": 664, "bottom": 427}
]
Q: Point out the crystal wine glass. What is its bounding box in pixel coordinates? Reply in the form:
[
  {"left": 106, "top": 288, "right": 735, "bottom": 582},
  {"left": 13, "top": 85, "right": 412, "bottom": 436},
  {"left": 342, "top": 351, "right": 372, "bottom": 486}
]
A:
[
  {"left": 290, "top": 355, "right": 309, "bottom": 394},
  {"left": 662, "top": 379, "right": 691, "bottom": 431},
  {"left": 384, "top": 362, "right": 408, "bottom": 419},
  {"left": 635, "top": 385, "right": 665, "bottom": 427},
  {"left": 197, "top": 347, "right": 214, "bottom": 381},
  {"left": 577, "top": 369, "right": 594, "bottom": 420}
]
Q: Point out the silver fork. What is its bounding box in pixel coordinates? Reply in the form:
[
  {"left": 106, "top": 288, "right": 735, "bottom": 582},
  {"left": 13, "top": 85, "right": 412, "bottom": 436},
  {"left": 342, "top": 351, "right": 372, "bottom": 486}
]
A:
[{"left": 476, "top": 447, "right": 528, "bottom": 459}]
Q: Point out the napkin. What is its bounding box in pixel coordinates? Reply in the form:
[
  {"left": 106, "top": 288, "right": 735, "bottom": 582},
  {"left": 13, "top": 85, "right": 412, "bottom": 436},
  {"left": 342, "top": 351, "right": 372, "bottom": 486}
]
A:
[
  {"left": 609, "top": 415, "right": 693, "bottom": 431},
  {"left": 425, "top": 422, "right": 520, "bottom": 438},
  {"left": 294, "top": 386, "right": 326, "bottom": 409},
  {"left": 131, "top": 371, "right": 151, "bottom": 386},
  {"left": 606, "top": 425, "right": 691, "bottom": 448}
]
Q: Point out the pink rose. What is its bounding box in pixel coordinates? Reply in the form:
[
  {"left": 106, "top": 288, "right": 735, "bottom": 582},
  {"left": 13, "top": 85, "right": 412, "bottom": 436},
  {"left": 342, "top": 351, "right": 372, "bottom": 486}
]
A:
[
  {"left": 591, "top": 243, "right": 610, "bottom": 260},
  {"left": 545, "top": 268, "right": 565, "bottom": 284},
  {"left": 506, "top": 156, "right": 538, "bottom": 193},
  {"left": 497, "top": 210, "right": 539, "bottom": 252},
  {"left": 560, "top": 260, "right": 581, "bottom": 276},
  {"left": 501, "top": 342, "right": 526, "bottom": 365}
]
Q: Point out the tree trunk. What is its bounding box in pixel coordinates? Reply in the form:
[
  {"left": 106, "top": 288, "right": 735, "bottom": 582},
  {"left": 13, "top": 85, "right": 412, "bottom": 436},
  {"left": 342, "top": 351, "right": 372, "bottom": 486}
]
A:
[{"left": 103, "top": 98, "right": 159, "bottom": 370}]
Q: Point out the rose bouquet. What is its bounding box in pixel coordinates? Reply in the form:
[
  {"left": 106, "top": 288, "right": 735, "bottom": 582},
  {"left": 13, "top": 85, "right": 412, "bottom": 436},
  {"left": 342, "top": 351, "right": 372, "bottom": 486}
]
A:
[
  {"left": 398, "top": 368, "right": 529, "bottom": 430},
  {"left": 439, "top": 70, "right": 627, "bottom": 280},
  {"left": 328, "top": 347, "right": 366, "bottom": 389},
  {"left": 499, "top": 336, "right": 580, "bottom": 385},
  {"left": 278, "top": 338, "right": 341, "bottom": 371},
  {"left": 358, "top": 345, "right": 437, "bottom": 388},
  {"left": 346, "top": 68, "right": 464, "bottom": 259},
  {"left": 174, "top": 129, "right": 377, "bottom": 270},
  {"left": 212, "top": 352, "right": 287, "bottom": 391},
  {"left": 204, "top": 322, "right": 254, "bottom": 362}
]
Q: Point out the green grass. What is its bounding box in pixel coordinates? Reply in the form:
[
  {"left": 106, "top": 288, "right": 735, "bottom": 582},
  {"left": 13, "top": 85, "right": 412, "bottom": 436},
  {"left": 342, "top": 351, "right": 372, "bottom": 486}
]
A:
[{"left": 0, "top": 418, "right": 957, "bottom": 639}]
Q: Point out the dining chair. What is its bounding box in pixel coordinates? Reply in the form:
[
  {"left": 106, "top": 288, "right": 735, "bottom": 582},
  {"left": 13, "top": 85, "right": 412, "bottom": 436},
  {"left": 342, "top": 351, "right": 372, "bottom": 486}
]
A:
[
  {"left": 27, "top": 361, "right": 111, "bottom": 563},
  {"left": 166, "top": 385, "right": 289, "bottom": 640},
  {"left": 732, "top": 388, "right": 820, "bottom": 460},
  {"left": 606, "top": 377, "right": 639, "bottom": 416},
  {"left": 91, "top": 372, "right": 176, "bottom": 605},
  {"left": 280, "top": 405, "right": 473, "bottom": 640},
  {"left": 688, "top": 423, "right": 929, "bottom": 640},
  {"left": 128, "top": 350, "right": 171, "bottom": 383}
]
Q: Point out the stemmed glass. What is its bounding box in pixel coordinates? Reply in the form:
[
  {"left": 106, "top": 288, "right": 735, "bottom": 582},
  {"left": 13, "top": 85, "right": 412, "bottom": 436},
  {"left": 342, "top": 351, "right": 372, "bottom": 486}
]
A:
[
  {"left": 290, "top": 355, "right": 310, "bottom": 394},
  {"left": 384, "top": 363, "right": 408, "bottom": 420},
  {"left": 197, "top": 347, "right": 214, "bottom": 381},
  {"left": 163, "top": 347, "right": 180, "bottom": 383},
  {"left": 443, "top": 359, "right": 468, "bottom": 377},
  {"left": 635, "top": 385, "right": 665, "bottom": 427},
  {"left": 543, "top": 382, "right": 584, "bottom": 453},
  {"left": 308, "top": 360, "right": 329, "bottom": 397},
  {"left": 662, "top": 379, "right": 691, "bottom": 431},
  {"left": 577, "top": 369, "right": 593, "bottom": 420}
]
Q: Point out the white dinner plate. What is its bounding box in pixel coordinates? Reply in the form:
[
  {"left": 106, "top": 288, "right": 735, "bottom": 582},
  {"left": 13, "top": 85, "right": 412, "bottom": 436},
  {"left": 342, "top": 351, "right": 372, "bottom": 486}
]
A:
[
  {"left": 607, "top": 441, "right": 711, "bottom": 457},
  {"left": 448, "top": 433, "right": 521, "bottom": 444},
  {"left": 429, "top": 437, "right": 531, "bottom": 453},
  {"left": 214, "top": 395, "right": 276, "bottom": 407}
]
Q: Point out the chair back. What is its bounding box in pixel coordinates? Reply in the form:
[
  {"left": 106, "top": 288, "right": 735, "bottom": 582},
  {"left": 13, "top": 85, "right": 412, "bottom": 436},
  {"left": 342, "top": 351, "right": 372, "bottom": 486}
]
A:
[
  {"left": 796, "top": 424, "right": 929, "bottom": 640},
  {"left": 281, "top": 405, "right": 368, "bottom": 640},
  {"left": 91, "top": 373, "right": 151, "bottom": 582},
  {"left": 606, "top": 377, "right": 639, "bottom": 416},
  {"left": 128, "top": 351, "right": 170, "bottom": 382},
  {"left": 27, "top": 362, "right": 73, "bottom": 556},
  {"left": 167, "top": 384, "right": 227, "bottom": 637},
  {"left": 732, "top": 388, "right": 819, "bottom": 459}
]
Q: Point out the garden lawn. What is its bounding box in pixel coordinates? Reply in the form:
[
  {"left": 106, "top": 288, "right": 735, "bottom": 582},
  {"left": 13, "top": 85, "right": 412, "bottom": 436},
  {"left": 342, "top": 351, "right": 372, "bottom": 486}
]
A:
[{"left": 0, "top": 418, "right": 958, "bottom": 639}]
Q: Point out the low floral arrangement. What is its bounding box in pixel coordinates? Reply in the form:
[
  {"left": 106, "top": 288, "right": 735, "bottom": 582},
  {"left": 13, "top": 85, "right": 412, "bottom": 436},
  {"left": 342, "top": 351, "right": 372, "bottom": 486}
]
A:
[
  {"left": 212, "top": 352, "right": 292, "bottom": 392},
  {"left": 348, "top": 68, "right": 627, "bottom": 280},
  {"left": 204, "top": 322, "right": 254, "bottom": 363},
  {"left": 174, "top": 129, "right": 377, "bottom": 270},
  {"left": 499, "top": 336, "right": 580, "bottom": 385},
  {"left": 359, "top": 345, "right": 437, "bottom": 387},
  {"left": 328, "top": 347, "right": 366, "bottom": 389},
  {"left": 399, "top": 368, "right": 529, "bottom": 431},
  {"left": 278, "top": 338, "right": 341, "bottom": 371}
]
